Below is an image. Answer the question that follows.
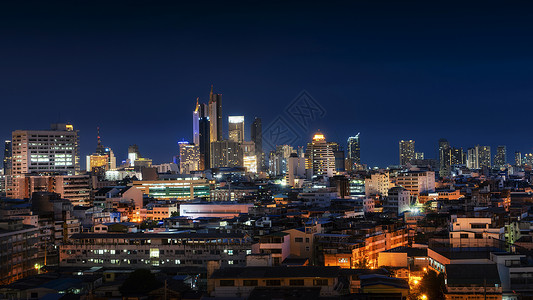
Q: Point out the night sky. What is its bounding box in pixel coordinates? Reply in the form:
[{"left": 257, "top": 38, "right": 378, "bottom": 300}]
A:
[{"left": 2, "top": 1, "right": 533, "bottom": 168}]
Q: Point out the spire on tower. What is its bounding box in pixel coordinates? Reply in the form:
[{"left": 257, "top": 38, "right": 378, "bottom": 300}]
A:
[{"left": 194, "top": 97, "right": 200, "bottom": 112}]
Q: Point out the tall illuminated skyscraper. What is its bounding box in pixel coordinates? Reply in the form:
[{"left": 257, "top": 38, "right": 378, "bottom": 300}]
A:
[
  {"left": 478, "top": 145, "right": 491, "bottom": 168},
  {"left": 347, "top": 133, "right": 361, "bottom": 166},
  {"left": 198, "top": 102, "right": 210, "bottom": 170},
  {"left": 305, "top": 132, "right": 335, "bottom": 177},
  {"left": 251, "top": 117, "right": 263, "bottom": 170},
  {"left": 193, "top": 97, "right": 200, "bottom": 145},
  {"left": 228, "top": 116, "right": 245, "bottom": 143},
  {"left": 86, "top": 127, "right": 116, "bottom": 173},
  {"left": 399, "top": 140, "right": 415, "bottom": 166},
  {"left": 179, "top": 141, "right": 200, "bottom": 174},
  {"left": 515, "top": 151, "right": 522, "bottom": 166},
  {"left": 128, "top": 145, "right": 140, "bottom": 166},
  {"left": 494, "top": 145, "right": 506, "bottom": 169},
  {"left": 209, "top": 86, "right": 222, "bottom": 143},
  {"left": 467, "top": 147, "right": 478, "bottom": 169},
  {"left": 3, "top": 140, "right": 12, "bottom": 176}
]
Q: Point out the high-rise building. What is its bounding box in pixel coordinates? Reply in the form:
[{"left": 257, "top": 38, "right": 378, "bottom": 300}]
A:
[
  {"left": 86, "top": 127, "right": 116, "bottom": 173},
  {"left": 210, "top": 140, "right": 242, "bottom": 168},
  {"left": 467, "top": 145, "right": 491, "bottom": 169},
  {"left": 524, "top": 153, "right": 533, "bottom": 167},
  {"left": 478, "top": 145, "right": 491, "bottom": 168},
  {"left": 193, "top": 97, "right": 200, "bottom": 146},
  {"left": 467, "top": 147, "right": 478, "bottom": 169},
  {"left": 198, "top": 102, "right": 210, "bottom": 170},
  {"left": 128, "top": 145, "right": 140, "bottom": 166},
  {"left": 450, "top": 148, "right": 465, "bottom": 166},
  {"left": 251, "top": 117, "right": 262, "bottom": 155},
  {"left": 269, "top": 145, "right": 294, "bottom": 176},
  {"left": 228, "top": 116, "right": 245, "bottom": 143},
  {"left": 396, "top": 170, "right": 435, "bottom": 197},
  {"left": 438, "top": 139, "right": 451, "bottom": 177},
  {"left": 415, "top": 152, "right": 424, "bottom": 160},
  {"left": 399, "top": 140, "right": 415, "bottom": 166},
  {"left": 9, "top": 124, "right": 80, "bottom": 198},
  {"left": 209, "top": 86, "right": 222, "bottom": 143},
  {"left": 179, "top": 141, "right": 200, "bottom": 174},
  {"left": 494, "top": 145, "right": 507, "bottom": 169},
  {"left": 305, "top": 132, "right": 335, "bottom": 178},
  {"left": 288, "top": 152, "right": 306, "bottom": 187},
  {"left": 515, "top": 151, "right": 522, "bottom": 166},
  {"left": 347, "top": 134, "right": 361, "bottom": 167},
  {"left": 3, "top": 140, "right": 12, "bottom": 176}
]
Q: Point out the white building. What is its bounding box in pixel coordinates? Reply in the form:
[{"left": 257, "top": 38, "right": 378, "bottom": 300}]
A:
[
  {"left": 9, "top": 124, "right": 79, "bottom": 198},
  {"left": 365, "top": 171, "right": 390, "bottom": 197}
]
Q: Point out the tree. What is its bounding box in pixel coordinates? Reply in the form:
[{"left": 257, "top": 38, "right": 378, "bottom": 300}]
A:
[
  {"left": 119, "top": 269, "right": 161, "bottom": 296},
  {"left": 419, "top": 269, "right": 445, "bottom": 300}
]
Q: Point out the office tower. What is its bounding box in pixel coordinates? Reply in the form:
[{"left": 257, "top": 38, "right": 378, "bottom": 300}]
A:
[
  {"left": 269, "top": 145, "right": 294, "bottom": 176},
  {"left": 3, "top": 140, "right": 12, "bottom": 176},
  {"left": 524, "top": 153, "right": 533, "bottom": 166},
  {"left": 347, "top": 133, "right": 361, "bottom": 166},
  {"left": 241, "top": 141, "right": 256, "bottom": 173},
  {"left": 305, "top": 132, "right": 335, "bottom": 177},
  {"left": 514, "top": 151, "right": 521, "bottom": 167},
  {"left": 494, "top": 145, "right": 507, "bottom": 169},
  {"left": 415, "top": 152, "right": 424, "bottom": 160},
  {"left": 251, "top": 117, "right": 262, "bottom": 156},
  {"left": 179, "top": 141, "right": 200, "bottom": 174},
  {"left": 198, "top": 102, "right": 210, "bottom": 170},
  {"left": 328, "top": 142, "right": 345, "bottom": 173},
  {"left": 450, "top": 148, "right": 465, "bottom": 165},
  {"left": 210, "top": 140, "right": 242, "bottom": 168},
  {"left": 128, "top": 145, "right": 140, "bottom": 166},
  {"left": 209, "top": 86, "right": 222, "bottom": 143},
  {"left": 477, "top": 145, "right": 491, "bottom": 168},
  {"left": 228, "top": 116, "right": 245, "bottom": 143},
  {"left": 193, "top": 97, "right": 200, "bottom": 145},
  {"left": 9, "top": 124, "right": 80, "bottom": 198},
  {"left": 86, "top": 127, "right": 116, "bottom": 173},
  {"left": 288, "top": 152, "right": 306, "bottom": 187},
  {"left": 438, "top": 139, "right": 451, "bottom": 177},
  {"left": 467, "top": 147, "right": 478, "bottom": 169},
  {"left": 399, "top": 140, "right": 415, "bottom": 166}
]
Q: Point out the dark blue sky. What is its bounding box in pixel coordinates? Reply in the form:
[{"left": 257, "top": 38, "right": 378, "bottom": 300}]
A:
[{"left": 1, "top": 1, "right": 533, "bottom": 167}]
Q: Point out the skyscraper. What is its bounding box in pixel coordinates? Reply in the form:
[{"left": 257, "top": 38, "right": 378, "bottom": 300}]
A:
[
  {"left": 86, "top": 127, "right": 116, "bottom": 173},
  {"left": 515, "top": 151, "right": 522, "bottom": 166},
  {"left": 228, "top": 116, "right": 245, "bottom": 143},
  {"left": 210, "top": 140, "right": 242, "bottom": 168},
  {"left": 198, "top": 102, "right": 210, "bottom": 170},
  {"left": 179, "top": 141, "right": 200, "bottom": 174},
  {"left": 467, "top": 147, "right": 478, "bottom": 169},
  {"left": 128, "top": 145, "right": 140, "bottom": 166},
  {"left": 399, "top": 140, "right": 415, "bottom": 166},
  {"left": 478, "top": 145, "right": 491, "bottom": 168},
  {"left": 347, "top": 134, "right": 361, "bottom": 166},
  {"left": 494, "top": 145, "right": 507, "bottom": 169},
  {"left": 3, "top": 140, "right": 12, "bottom": 176},
  {"left": 193, "top": 97, "right": 200, "bottom": 146},
  {"left": 438, "top": 139, "right": 451, "bottom": 177},
  {"left": 305, "top": 132, "right": 335, "bottom": 178},
  {"left": 251, "top": 117, "right": 263, "bottom": 170},
  {"left": 209, "top": 86, "right": 222, "bottom": 143}
]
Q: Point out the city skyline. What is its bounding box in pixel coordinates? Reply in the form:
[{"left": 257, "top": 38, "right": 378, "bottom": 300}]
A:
[{"left": 2, "top": 1, "right": 533, "bottom": 167}]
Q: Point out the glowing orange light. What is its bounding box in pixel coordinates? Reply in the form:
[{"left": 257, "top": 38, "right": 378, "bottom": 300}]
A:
[{"left": 313, "top": 133, "right": 325, "bottom": 141}]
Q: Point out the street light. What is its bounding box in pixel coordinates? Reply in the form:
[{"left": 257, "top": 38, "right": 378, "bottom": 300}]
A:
[{"left": 421, "top": 295, "right": 427, "bottom": 300}]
